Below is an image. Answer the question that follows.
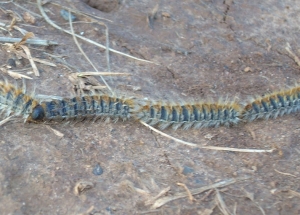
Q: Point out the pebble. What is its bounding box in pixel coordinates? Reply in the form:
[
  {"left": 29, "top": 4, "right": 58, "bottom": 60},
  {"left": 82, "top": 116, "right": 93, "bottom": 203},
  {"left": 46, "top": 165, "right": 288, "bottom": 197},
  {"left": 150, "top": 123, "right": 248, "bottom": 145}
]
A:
[
  {"left": 60, "top": 9, "right": 76, "bottom": 21},
  {"left": 93, "top": 163, "right": 103, "bottom": 175},
  {"left": 182, "top": 165, "right": 194, "bottom": 175},
  {"left": 7, "top": 58, "right": 16, "bottom": 67}
]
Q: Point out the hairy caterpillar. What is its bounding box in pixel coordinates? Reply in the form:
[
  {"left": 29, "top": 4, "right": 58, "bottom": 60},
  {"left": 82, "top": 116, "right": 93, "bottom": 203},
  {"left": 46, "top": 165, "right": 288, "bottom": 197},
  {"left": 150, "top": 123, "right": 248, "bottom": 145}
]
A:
[
  {"left": 242, "top": 85, "right": 300, "bottom": 121},
  {"left": 135, "top": 100, "right": 242, "bottom": 130},
  {"left": 31, "top": 95, "right": 135, "bottom": 122},
  {"left": 3, "top": 80, "right": 300, "bottom": 129},
  {"left": 0, "top": 81, "right": 135, "bottom": 123},
  {"left": 0, "top": 81, "right": 39, "bottom": 121}
]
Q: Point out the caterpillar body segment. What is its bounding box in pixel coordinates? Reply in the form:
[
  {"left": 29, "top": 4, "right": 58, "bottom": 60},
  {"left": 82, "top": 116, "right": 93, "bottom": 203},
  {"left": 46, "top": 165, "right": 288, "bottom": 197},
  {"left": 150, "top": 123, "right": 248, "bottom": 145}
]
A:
[
  {"left": 242, "top": 86, "right": 300, "bottom": 121},
  {"left": 135, "top": 100, "right": 242, "bottom": 130},
  {"left": 0, "top": 81, "right": 39, "bottom": 120}
]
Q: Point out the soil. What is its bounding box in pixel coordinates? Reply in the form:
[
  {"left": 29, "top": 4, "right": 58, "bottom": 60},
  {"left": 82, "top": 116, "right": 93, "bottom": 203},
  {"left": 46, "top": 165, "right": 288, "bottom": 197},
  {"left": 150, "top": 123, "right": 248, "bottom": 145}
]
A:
[{"left": 0, "top": 0, "right": 300, "bottom": 214}]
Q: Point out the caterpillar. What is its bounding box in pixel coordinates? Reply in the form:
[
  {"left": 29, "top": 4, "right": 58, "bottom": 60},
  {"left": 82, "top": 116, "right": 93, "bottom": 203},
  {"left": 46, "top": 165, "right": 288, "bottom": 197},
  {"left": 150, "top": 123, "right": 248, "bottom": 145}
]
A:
[
  {"left": 2, "top": 80, "right": 300, "bottom": 129},
  {"left": 135, "top": 100, "right": 242, "bottom": 130},
  {"left": 0, "top": 81, "right": 39, "bottom": 121},
  {"left": 31, "top": 95, "right": 135, "bottom": 122},
  {"left": 242, "top": 85, "right": 300, "bottom": 121},
  {"left": 0, "top": 81, "right": 135, "bottom": 123}
]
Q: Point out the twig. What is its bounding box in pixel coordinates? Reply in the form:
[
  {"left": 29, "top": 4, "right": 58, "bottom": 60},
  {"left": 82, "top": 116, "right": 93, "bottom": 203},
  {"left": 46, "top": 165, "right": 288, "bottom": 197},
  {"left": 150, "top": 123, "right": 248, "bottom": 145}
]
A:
[
  {"left": 0, "top": 37, "right": 57, "bottom": 46},
  {"left": 37, "top": 0, "right": 156, "bottom": 64},
  {"left": 140, "top": 121, "right": 275, "bottom": 153},
  {"left": 68, "top": 11, "right": 113, "bottom": 94}
]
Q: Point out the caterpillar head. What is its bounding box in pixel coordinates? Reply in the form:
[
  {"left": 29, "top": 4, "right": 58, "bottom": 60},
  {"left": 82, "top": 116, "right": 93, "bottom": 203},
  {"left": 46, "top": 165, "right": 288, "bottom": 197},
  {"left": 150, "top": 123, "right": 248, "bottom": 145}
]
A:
[{"left": 30, "top": 105, "right": 45, "bottom": 121}]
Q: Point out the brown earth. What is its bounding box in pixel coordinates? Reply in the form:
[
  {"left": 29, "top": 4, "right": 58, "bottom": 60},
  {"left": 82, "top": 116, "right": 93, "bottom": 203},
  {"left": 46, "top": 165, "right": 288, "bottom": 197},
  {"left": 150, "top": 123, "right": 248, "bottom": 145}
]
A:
[{"left": 0, "top": 0, "right": 300, "bottom": 214}]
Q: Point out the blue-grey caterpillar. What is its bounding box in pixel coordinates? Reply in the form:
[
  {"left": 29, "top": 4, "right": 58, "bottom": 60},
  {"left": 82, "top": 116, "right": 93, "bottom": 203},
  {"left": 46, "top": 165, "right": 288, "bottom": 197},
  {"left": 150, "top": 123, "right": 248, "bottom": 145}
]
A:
[
  {"left": 242, "top": 86, "right": 300, "bottom": 121},
  {"left": 31, "top": 95, "right": 135, "bottom": 122},
  {"left": 135, "top": 100, "right": 242, "bottom": 130},
  {"left": 0, "top": 81, "right": 135, "bottom": 123}
]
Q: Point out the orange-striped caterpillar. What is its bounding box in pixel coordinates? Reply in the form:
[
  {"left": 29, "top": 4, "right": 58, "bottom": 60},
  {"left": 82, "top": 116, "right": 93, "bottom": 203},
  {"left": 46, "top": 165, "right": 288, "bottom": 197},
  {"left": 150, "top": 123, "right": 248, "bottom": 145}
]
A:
[
  {"left": 0, "top": 81, "right": 39, "bottom": 121},
  {"left": 242, "top": 85, "right": 300, "bottom": 121},
  {"left": 135, "top": 100, "right": 242, "bottom": 130}
]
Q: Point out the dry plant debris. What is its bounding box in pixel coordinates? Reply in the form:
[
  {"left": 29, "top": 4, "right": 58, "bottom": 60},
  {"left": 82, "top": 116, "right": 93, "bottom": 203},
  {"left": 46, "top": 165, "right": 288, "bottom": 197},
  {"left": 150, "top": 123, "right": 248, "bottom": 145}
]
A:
[
  {"left": 37, "top": 0, "right": 156, "bottom": 64},
  {"left": 74, "top": 181, "right": 94, "bottom": 196},
  {"left": 150, "top": 177, "right": 242, "bottom": 209}
]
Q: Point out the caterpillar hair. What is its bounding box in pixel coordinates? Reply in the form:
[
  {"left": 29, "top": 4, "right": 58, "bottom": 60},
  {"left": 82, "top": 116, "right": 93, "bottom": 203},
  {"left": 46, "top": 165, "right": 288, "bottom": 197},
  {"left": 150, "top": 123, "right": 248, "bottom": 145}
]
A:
[
  {"left": 135, "top": 100, "right": 242, "bottom": 130},
  {"left": 0, "top": 81, "right": 39, "bottom": 121},
  {"left": 242, "top": 85, "right": 300, "bottom": 121},
  {"left": 31, "top": 94, "right": 136, "bottom": 122}
]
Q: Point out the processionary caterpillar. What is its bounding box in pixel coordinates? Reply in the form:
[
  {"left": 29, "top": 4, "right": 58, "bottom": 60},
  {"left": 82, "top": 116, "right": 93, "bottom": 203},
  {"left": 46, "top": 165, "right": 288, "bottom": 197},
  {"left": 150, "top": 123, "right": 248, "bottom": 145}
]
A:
[
  {"left": 1, "top": 81, "right": 300, "bottom": 129},
  {"left": 0, "top": 81, "right": 135, "bottom": 123},
  {"left": 32, "top": 95, "right": 135, "bottom": 122},
  {"left": 0, "top": 81, "right": 39, "bottom": 121},
  {"left": 135, "top": 100, "right": 242, "bottom": 130},
  {"left": 242, "top": 85, "right": 300, "bottom": 121}
]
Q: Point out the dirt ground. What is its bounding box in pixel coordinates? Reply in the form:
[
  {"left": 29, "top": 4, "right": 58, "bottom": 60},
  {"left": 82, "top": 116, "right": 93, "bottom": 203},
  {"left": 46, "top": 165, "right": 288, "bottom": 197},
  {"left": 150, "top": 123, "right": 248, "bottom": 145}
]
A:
[{"left": 0, "top": 0, "right": 300, "bottom": 214}]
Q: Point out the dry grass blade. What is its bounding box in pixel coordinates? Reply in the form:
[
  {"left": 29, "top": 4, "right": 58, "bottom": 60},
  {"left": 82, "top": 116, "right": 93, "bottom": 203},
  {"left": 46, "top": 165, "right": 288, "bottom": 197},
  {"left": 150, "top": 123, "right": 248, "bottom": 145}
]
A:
[
  {"left": 140, "top": 120, "right": 198, "bottom": 147},
  {"left": 76, "top": 72, "right": 131, "bottom": 77},
  {"left": 14, "top": 32, "right": 35, "bottom": 47},
  {"left": 243, "top": 189, "right": 266, "bottom": 215},
  {"left": 199, "top": 146, "right": 274, "bottom": 153},
  {"left": 274, "top": 169, "right": 297, "bottom": 178},
  {"left": 288, "top": 190, "right": 300, "bottom": 198},
  {"left": 30, "top": 58, "right": 56, "bottom": 67},
  {"left": 144, "top": 186, "right": 171, "bottom": 206},
  {"left": 0, "top": 22, "right": 28, "bottom": 36},
  {"left": 0, "top": 115, "right": 13, "bottom": 126},
  {"left": 19, "top": 44, "right": 39, "bottom": 76},
  {"left": 0, "top": 37, "right": 57, "bottom": 46},
  {"left": 4, "top": 32, "right": 41, "bottom": 76},
  {"left": 12, "top": 1, "right": 42, "bottom": 18},
  {"left": 150, "top": 178, "right": 239, "bottom": 209},
  {"left": 43, "top": 52, "right": 79, "bottom": 72},
  {"left": 140, "top": 121, "right": 274, "bottom": 153},
  {"left": 8, "top": 70, "right": 32, "bottom": 79},
  {"left": 0, "top": 67, "right": 32, "bottom": 79},
  {"left": 37, "top": 0, "right": 156, "bottom": 64},
  {"left": 50, "top": 2, "right": 113, "bottom": 22},
  {"left": 45, "top": 125, "right": 64, "bottom": 138},
  {"left": 0, "top": 1, "right": 13, "bottom": 4},
  {"left": 68, "top": 11, "right": 113, "bottom": 94},
  {"left": 285, "top": 43, "right": 300, "bottom": 67},
  {"left": 177, "top": 183, "right": 196, "bottom": 202},
  {"left": 215, "top": 189, "right": 231, "bottom": 215}
]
